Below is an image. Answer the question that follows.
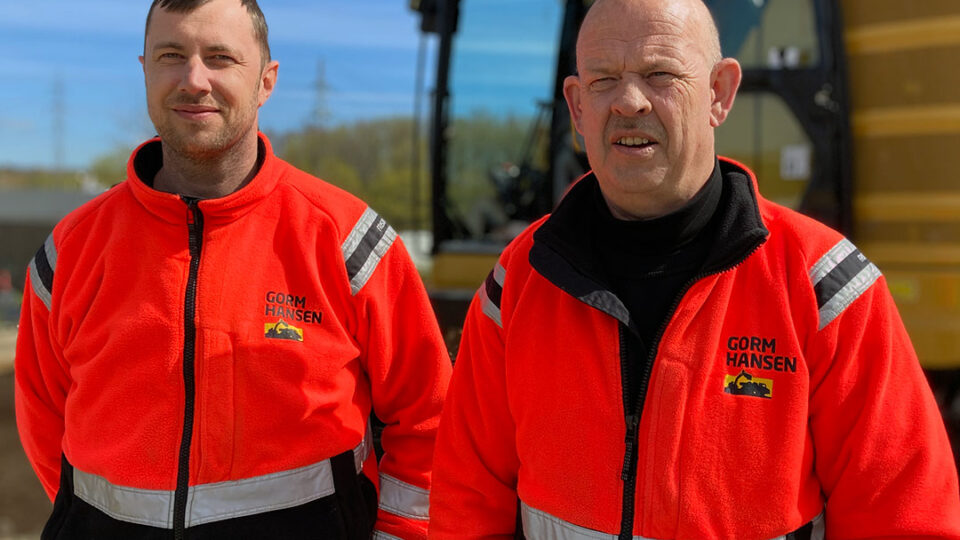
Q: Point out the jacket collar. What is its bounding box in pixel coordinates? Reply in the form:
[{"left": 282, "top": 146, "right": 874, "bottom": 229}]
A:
[
  {"left": 529, "top": 157, "right": 769, "bottom": 325},
  {"left": 126, "top": 132, "right": 283, "bottom": 226}
]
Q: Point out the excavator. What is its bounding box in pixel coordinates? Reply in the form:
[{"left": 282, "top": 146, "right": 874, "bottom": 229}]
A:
[{"left": 409, "top": 0, "right": 960, "bottom": 451}]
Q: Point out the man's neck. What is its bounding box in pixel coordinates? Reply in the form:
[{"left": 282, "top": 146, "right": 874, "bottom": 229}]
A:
[{"left": 154, "top": 133, "right": 260, "bottom": 200}]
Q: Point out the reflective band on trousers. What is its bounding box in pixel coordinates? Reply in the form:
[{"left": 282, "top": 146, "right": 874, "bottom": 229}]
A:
[
  {"left": 520, "top": 502, "right": 825, "bottom": 540},
  {"left": 73, "top": 433, "right": 372, "bottom": 529}
]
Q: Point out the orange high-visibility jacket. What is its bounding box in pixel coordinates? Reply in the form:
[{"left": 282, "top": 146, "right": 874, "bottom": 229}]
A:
[
  {"left": 16, "top": 133, "right": 451, "bottom": 539},
  {"left": 430, "top": 158, "right": 960, "bottom": 539}
]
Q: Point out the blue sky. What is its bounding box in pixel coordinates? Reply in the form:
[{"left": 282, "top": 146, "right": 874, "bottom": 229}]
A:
[
  {"left": 0, "top": 1, "right": 437, "bottom": 169},
  {"left": 0, "top": 0, "right": 564, "bottom": 171}
]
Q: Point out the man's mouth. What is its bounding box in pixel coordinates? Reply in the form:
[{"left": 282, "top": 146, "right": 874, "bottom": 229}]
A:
[
  {"left": 615, "top": 136, "right": 655, "bottom": 148},
  {"left": 173, "top": 105, "right": 219, "bottom": 120}
]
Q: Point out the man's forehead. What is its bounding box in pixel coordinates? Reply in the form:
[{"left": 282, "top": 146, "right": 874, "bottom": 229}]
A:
[
  {"left": 577, "top": 36, "right": 693, "bottom": 69},
  {"left": 577, "top": 0, "right": 710, "bottom": 50},
  {"left": 146, "top": 0, "right": 254, "bottom": 42}
]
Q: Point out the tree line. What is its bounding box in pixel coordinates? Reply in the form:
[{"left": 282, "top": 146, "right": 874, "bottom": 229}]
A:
[{"left": 3, "top": 112, "right": 535, "bottom": 233}]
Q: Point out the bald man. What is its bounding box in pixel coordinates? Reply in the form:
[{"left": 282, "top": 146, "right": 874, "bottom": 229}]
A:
[{"left": 428, "top": 0, "right": 960, "bottom": 538}]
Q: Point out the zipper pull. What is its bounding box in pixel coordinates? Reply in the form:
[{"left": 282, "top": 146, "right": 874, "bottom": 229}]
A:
[
  {"left": 183, "top": 197, "right": 202, "bottom": 254},
  {"left": 621, "top": 414, "right": 640, "bottom": 481}
]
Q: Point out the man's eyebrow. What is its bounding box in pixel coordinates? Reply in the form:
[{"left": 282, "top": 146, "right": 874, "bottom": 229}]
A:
[
  {"left": 152, "top": 41, "right": 184, "bottom": 52},
  {"left": 580, "top": 61, "right": 618, "bottom": 74},
  {"left": 150, "top": 42, "right": 239, "bottom": 55},
  {"left": 205, "top": 44, "right": 236, "bottom": 54}
]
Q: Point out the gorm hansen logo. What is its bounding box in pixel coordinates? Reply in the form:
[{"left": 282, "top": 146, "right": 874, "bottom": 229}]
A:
[
  {"left": 265, "top": 320, "right": 304, "bottom": 342},
  {"left": 263, "top": 291, "right": 322, "bottom": 342}
]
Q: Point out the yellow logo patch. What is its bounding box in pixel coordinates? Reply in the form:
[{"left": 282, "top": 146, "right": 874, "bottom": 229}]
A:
[
  {"left": 723, "top": 369, "right": 773, "bottom": 399},
  {"left": 264, "top": 319, "right": 304, "bottom": 342}
]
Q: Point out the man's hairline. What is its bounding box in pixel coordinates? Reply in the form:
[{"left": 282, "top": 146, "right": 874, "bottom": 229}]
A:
[{"left": 142, "top": 0, "right": 271, "bottom": 68}]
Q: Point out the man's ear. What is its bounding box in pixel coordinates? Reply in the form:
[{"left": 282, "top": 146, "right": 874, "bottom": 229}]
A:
[
  {"left": 562, "top": 75, "right": 585, "bottom": 134},
  {"left": 709, "top": 58, "right": 742, "bottom": 127},
  {"left": 258, "top": 60, "right": 279, "bottom": 107}
]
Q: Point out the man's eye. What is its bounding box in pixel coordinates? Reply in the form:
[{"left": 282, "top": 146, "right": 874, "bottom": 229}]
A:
[
  {"left": 590, "top": 77, "right": 617, "bottom": 90},
  {"left": 158, "top": 52, "right": 183, "bottom": 61},
  {"left": 208, "top": 55, "right": 236, "bottom": 65},
  {"left": 649, "top": 71, "right": 675, "bottom": 80}
]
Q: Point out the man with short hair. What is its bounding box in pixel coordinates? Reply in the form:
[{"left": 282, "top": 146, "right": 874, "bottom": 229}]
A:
[
  {"left": 15, "top": 1, "right": 451, "bottom": 538},
  {"left": 429, "top": 0, "right": 960, "bottom": 538}
]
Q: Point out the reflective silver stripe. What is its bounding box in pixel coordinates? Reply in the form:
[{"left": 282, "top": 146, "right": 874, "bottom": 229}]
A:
[
  {"left": 74, "top": 436, "right": 371, "bottom": 529},
  {"left": 810, "top": 512, "right": 825, "bottom": 540},
  {"left": 28, "top": 258, "right": 52, "bottom": 310},
  {"left": 341, "top": 207, "right": 397, "bottom": 295},
  {"left": 809, "top": 238, "right": 856, "bottom": 287},
  {"left": 521, "top": 502, "right": 651, "bottom": 539},
  {"left": 379, "top": 473, "right": 429, "bottom": 520},
  {"left": 74, "top": 471, "right": 175, "bottom": 528},
  {"left": 522, "top": 503, "right": 824, "bottom": 540},
  {"left": 184, "top": 460, "right": 338, "bottom": 526},
  {"left": 342, "top": 207, "right": 380, "bottom": 262},
  {"left": 355, "top": 422, "right": 374, "bottom": 473},
  {"left": 818, "top": 263, "right": 881, "bottom": 330},
  {"left": 44, "top": 231, "right": 58, "bottom": 271},
  {"left": 351, "top": 226, "right": 397, "bottom": 295},
  {"left": 28, "top": 233, "right": 57, "bottom": 310},
  {"left": 480, "top": 262, "right": 505, "bottom": 327},
  {"left": 493, "top": 259, "right": 506, "bottom": 284},
  {"left": 373, "top": 531, "right": 404, "bottom": 540}
]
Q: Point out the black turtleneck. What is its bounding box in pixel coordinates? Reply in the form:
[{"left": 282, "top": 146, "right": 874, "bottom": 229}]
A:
[{"left": 593, "top": 161, "right": 724, "bottom": 400}]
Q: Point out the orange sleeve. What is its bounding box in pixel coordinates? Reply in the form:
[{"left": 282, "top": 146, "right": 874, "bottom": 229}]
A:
[
  {"left": 429, "top": 269, "right": 520, "bottom": 539},
  {"left": 807, "top": 275, "right": 960, "bottom": 538},
  {"left": 353, "top": 236, "right": 452, "bottom": 539},
  {"left": 15, "top": 268, "right": 69, "bottom": 501}
]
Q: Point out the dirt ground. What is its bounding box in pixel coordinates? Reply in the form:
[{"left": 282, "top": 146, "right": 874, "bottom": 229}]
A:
[{"left": 0, "top": 326, "right": 49, "bottom": 539}]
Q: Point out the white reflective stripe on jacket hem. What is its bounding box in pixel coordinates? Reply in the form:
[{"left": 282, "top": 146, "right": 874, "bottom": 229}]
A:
[
  {"left": 379, "top": 473, "right": 430, "bottom": 520},
  {"left": 73, "top": 435, "right": 371, "bottom": 529},
  {"left": 521, "top": 502, "right": 825, "bottom": 540},
  {"left": 373, "top": 531, "right": 404, "bottom": 540},
  {"left": 522, "top": 502, "right": 653, "bottom": 540}
]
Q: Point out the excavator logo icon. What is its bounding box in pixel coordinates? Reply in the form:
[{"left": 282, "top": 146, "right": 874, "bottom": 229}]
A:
[
  {"left": 724, "top": 369, "right": 773, "bottom": 399},
  {"left": 264, "top": 319, "right": 304, "bottom": 342}
]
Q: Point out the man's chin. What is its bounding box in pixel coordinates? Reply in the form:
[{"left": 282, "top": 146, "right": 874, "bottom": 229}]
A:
[{"left": 160, "top": 131, "right": 232, "bottom": 159}]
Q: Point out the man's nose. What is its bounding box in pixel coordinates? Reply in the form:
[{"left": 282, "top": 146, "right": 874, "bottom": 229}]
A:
[
  {"left": 178, "top": 57, "right": 213, "bottom": 95},
  {"left": 611, "top": 78, "right": 652, "bottom": 117}
]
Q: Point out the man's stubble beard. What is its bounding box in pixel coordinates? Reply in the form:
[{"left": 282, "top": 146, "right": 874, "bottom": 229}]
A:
[{"left": 153, "top": 85, "right": 261, "bottom": 162}]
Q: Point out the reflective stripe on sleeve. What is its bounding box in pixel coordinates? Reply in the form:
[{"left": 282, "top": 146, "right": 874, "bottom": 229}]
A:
[
  {"left": 378, "top": 473, "right": 430, "bottom": 520},
  {"left": 73, "top": 436, "right": 371, "bottom": 529},
  {"left": 809, "top": 239, "right": 881, "bottom": 330},
  {"left": 373, "top": 531, "right": 404, "bottom": 540},
  {"left": 480, "top": 262, "right": 506, "bottom": 327},
  {"left": 28, "top": 233, "right": 57, "bottom": 310},
  {"left": 342, "top": 207, "right": 397, "bottom": 295},
  {"left": 521, "top": 502, "right": 824, "bottom": 540},
  {"left": 808, "top": 238, "right": 857, "bottom": 287}
]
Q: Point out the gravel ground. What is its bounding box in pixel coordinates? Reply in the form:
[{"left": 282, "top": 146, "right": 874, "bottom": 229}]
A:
[
  {"left": 1, "top": 325, "right": 48, "bottom": 538},
  {"left": 1, "top": 364, "right": 50, "bottom": 538}
]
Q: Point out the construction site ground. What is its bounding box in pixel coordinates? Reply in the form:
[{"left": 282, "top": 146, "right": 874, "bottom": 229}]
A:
[{"left": 0, "top": 326, "right": 48, "bottom": 539}]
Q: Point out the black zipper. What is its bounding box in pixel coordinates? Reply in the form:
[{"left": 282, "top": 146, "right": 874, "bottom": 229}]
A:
[
  {"left": 174, "top": 198, "right": 204, "bottom": 540},
  {"left": 617, "top": 242, "right": 765, "bottom": 540}
]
